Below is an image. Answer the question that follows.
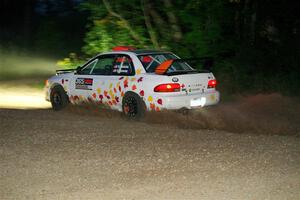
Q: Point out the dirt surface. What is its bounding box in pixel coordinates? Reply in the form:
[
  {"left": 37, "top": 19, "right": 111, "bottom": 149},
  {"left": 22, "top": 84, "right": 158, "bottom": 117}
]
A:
[
  {"left": 144, "top": 93, "right": 300, "bottom": 136},
  {"left": 1, "top": 106, "right": 300, "bottom": 200}
]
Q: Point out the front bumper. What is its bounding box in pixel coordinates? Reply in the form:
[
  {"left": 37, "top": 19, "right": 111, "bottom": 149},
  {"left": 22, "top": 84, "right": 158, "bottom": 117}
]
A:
[{"left": 44, "top": 85, "right": 50, "bottom": 102}]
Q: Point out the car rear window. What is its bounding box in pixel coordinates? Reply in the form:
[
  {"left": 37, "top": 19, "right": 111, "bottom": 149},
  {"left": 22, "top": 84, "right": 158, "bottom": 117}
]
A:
[{"left": 138, "top": 53, "right": 194, "bottom": 73}]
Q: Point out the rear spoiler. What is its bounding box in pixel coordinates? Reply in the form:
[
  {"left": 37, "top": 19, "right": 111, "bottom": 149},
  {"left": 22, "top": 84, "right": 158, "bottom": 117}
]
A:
[{"left": 154, "top": 57, "right": 214, "bottom": 75}]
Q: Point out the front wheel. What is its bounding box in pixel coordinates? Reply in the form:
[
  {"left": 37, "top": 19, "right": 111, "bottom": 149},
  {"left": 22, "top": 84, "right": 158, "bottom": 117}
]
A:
[
  {"left": 122, "top": 92, "right": 146, "bottom": 119},
  {"left": 50, "top": 85, "right": 69, "bottom": 111}
]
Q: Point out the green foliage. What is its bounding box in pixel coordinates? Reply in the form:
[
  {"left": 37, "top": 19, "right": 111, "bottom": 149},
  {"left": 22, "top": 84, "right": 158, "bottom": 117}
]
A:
[
  {"left": 69, "top": 0, "right": 299, "bottom": 96},
  {"left": 57, "top": 53, "right": 85, "bottom": 69},
  {"left": 83, "top": 22, "right": 114, "bottom": 55},
  {"left": 80, "top": 0, "right": 152, "bottom": 55}
]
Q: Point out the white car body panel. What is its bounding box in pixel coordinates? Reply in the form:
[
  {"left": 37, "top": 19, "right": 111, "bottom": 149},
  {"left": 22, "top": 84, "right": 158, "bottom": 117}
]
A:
[{"left": 45, "top": 51, "right": 220, "bottom": 112}]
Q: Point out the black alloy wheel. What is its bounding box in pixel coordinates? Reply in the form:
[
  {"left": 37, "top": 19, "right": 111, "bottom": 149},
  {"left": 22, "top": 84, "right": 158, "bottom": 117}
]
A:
[
  {"left": 50, "top": 86, "right": 69, "bottom": 111},
  {"left": 122, "top": 92, "right": 145, "bottom": 119}
]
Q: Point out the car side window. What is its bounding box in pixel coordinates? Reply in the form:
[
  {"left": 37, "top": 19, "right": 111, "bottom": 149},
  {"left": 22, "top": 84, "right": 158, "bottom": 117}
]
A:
[
  {"left": 79, "top": 59, "right": 97, "bottom": 75},
  {"left": 90, "top": 56, "right": 116, "bottom": 75},
  {"left": 112, "top": 55, "right": 134, "bottom": 76}
]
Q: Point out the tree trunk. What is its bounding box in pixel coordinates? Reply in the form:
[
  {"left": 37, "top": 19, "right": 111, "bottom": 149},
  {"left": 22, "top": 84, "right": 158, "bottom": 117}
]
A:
[
  {"left": 162, "top": 0, "right": 182, "bottom": 41},
  {"left": 102, "top": 0, "right": 144, "bottom": 45},
  {"left": 242, "top": 0, "right": 257, "bottom": 45},
  {"left": 234, "top": 5, "right": 241, "bottom": 40},
  {"left": 148, "top": 4, "right": 169, "bottom": 39},
  {"left": 141, "top": 0, "right": 159, "bottom": 49},
  {"left": 250, "top": 1, "right": 257, "bottom": 45}
]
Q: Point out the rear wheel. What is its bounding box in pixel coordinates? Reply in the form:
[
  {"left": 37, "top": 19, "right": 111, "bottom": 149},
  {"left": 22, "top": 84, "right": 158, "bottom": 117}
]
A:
[
  {"left": 122, "top": 92, "right": 145, "bottom": 119},
  {"left": 50, "top": 85, "right": 69, "bottom": 111}
]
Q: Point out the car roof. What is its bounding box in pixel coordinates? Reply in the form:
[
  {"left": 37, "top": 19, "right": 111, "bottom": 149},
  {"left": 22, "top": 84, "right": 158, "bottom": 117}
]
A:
[
  {"left": 127, "top": 49, "right": 170, "bottom": 55},
  {"left": 98, "top": 49, "right": 173, "bottom": 58}
]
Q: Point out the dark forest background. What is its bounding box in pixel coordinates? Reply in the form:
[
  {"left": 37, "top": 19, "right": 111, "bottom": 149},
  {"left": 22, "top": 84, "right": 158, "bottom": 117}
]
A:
[{"left": 0, "top": 0, "right": 299, "bottom": 96}]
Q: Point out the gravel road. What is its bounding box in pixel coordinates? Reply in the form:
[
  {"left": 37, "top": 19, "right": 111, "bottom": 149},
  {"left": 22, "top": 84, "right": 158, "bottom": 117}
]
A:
[{"left": 1, "top": 108, "right": 299, "bottom": 200}]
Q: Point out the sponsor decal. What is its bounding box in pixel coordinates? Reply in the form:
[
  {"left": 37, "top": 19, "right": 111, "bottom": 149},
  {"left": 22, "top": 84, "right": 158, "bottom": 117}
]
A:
[
  {"left": 186, "top": 83, "right": 202, "bottom": 93},
  {"left": 75, "top": 78, "right": 93, "bottom": 90},
  {"left": 190, "top": 88, "right": 201, "bottom": 92}
]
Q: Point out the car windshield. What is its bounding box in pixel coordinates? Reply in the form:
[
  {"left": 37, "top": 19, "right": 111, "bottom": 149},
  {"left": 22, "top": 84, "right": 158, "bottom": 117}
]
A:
[{"left": 138, "top": 53, "right": 195, "bottom": 73}]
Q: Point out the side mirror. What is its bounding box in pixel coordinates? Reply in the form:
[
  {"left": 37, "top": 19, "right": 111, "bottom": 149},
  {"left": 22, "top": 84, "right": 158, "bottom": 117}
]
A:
[{"left": 75, "top": 66, "right": 82, "bottom": 74}]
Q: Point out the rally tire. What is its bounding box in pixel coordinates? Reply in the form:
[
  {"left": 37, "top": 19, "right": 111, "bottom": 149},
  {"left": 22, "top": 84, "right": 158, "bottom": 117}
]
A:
[
  {"left": 122, "top": 92, "right": 146, "bottom": 120},
  {"left": 50, "top": 85, "right": 69, "bottom": 111}
]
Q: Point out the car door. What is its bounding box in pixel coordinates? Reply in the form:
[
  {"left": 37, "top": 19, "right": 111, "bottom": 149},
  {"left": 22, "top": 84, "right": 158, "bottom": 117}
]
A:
[
  {"left": 90, "top": 54, "right": 135, "bottom": 111},
  {"left": 109, "top": 54, "right": 135, "bottom": 110},
  {"left": 88, "top": 54, "right": 119, "bottom": 107},
  {"left": 69, "top": 58, "right": 98, "bottom": 102}
]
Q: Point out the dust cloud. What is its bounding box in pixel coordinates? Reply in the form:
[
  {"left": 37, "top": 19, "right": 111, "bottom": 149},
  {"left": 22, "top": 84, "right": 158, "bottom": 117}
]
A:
[
  {"left": 0, "top": 50, "right": 57, "bottom": 108},
  {"left": 0, "top": 49, "right": 57, "bottom": 81},
  {"left": 67, "top": 93, "right": 300, "bottom": 136},
  {"left": 1, "top": 50, "right": 298, "bottom": 135},
  {"left": 144, "top": 94, "right": 300, "bottom": 135}
]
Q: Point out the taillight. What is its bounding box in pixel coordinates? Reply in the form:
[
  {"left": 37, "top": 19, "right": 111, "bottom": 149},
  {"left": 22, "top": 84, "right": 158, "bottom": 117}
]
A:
[
  {"left": 207, "top": 79, "right": 217, "bottom": 88},
  {"left": 154, "top": 83, "right": 180, "bottom": 92},
  {"left": 45, "top": 80, "right": 49, "bottom": 86}
]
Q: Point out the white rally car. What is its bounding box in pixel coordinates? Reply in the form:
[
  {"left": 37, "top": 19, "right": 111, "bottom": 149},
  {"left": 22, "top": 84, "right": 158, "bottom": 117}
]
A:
[{"left": 45, "top": 46, "right": 220, "bottom": 118}]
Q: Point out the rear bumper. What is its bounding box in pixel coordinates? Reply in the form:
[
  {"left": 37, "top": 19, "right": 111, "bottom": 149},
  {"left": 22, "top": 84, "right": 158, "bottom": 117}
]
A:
[{"left": 162, "top": 91, "right": 220, "bottom": 110}]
